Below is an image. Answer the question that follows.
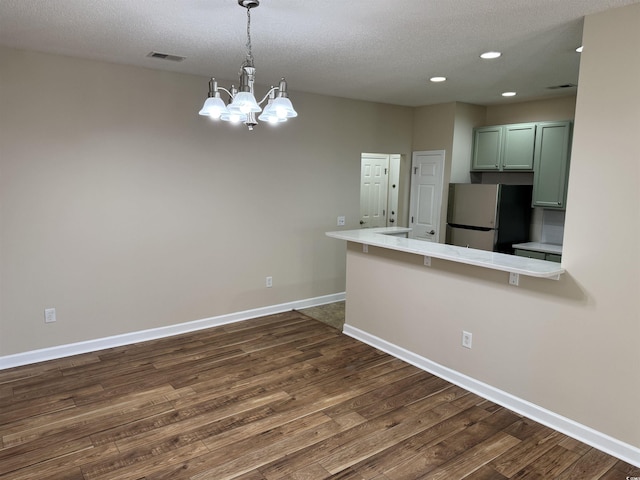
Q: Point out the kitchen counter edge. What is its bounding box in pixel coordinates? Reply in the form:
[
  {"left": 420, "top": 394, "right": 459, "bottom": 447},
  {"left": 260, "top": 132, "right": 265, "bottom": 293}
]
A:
[{"left": 326, "top": 227, "right": 565, "bottom": 280}]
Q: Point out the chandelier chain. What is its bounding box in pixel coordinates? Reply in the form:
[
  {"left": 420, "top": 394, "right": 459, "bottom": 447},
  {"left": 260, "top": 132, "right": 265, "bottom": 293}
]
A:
[{"left": 244, "top": 6, "right": 254, "bottom": 67}]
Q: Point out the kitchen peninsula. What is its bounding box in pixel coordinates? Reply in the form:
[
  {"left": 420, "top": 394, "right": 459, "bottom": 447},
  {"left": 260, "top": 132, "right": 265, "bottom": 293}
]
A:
[
  {"left": 325, "top": 226, "right": 578, "bottom": 464},
  {"left": 327, "top": 227, "right": 564, "bottom": 281}
]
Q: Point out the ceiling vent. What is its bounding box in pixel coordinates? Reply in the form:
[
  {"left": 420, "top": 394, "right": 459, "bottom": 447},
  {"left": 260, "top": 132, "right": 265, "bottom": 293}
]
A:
[
  {"left": 547, "top": 83, "right": 577, "bottom": 90},
  {"left": 147, "top": 51, "right": 186, "bottom": 62}
]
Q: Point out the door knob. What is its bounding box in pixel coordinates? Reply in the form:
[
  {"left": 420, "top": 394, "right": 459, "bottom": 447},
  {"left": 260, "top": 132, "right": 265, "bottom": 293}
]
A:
[
  {"left": 389, "top": 218, "right": 395, "bottom": 223},
  {"left": 360, "top": 220, "right": 366, "bottom": 225},
  {"left": 428, "top": 230, "right": 435, "bottom": 235}
]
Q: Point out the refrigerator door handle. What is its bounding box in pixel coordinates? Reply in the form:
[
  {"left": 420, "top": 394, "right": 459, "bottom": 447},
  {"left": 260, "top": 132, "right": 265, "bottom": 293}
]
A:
[{"left": 447, "top": 223, "right": 492, "bottom": 232}]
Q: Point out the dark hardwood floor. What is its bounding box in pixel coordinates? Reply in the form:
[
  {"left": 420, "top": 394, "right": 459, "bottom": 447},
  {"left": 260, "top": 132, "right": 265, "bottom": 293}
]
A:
[{"left": 0, "top": 311, "right": 637, "bottom": 479}]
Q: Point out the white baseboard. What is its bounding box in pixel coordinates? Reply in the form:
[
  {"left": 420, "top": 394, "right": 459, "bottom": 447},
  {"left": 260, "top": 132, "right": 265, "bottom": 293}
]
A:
[
  {"left": 343, "top": 323, "right": 640, "bottom": 468},
  {"left": 0, "top": 292, "right": 345, "bottom": 371}
]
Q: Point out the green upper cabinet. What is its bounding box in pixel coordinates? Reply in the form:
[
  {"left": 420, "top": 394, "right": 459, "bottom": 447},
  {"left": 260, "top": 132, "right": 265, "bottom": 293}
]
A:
[
  {"left": 471, "top": 123, "right": 536, "bottom": 171},
  {"left": 471, "top": 126, "right": 503, "bottom": 170},
  {"left": 532, "top": 121, "right": 572, "bottom": 209},
  {"left": 502, "top": 123, "right": 536, "bottom": 170}
]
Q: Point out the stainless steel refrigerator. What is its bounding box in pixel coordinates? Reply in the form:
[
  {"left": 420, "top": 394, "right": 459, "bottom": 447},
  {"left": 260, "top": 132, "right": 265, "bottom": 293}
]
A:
[{"left": 445, "top": 184, "right": 532, "bottom": 253}]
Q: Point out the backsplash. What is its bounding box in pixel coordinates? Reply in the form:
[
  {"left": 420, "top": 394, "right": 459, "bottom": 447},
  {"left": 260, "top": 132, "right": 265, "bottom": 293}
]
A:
[
  {"left": 529, "top": 208, "right": 565, "bottom": 245},
  {"left": 541, "top": 209, "right": 565, "bottom": 245}
]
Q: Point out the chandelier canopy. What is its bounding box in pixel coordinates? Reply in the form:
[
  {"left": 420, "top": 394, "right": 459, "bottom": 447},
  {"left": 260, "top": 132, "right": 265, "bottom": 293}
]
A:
[{"left": 198, "top": 0, "right": 297, "bottom": 130}]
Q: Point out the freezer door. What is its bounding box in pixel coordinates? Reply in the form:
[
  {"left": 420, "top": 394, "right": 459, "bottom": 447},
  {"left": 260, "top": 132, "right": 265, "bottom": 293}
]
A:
[
  {"left": 446, "top": 225, "right": 497, "bottom": 251},
  {"left": 447, "top": 184, "right": 499, "bottom": 228}
]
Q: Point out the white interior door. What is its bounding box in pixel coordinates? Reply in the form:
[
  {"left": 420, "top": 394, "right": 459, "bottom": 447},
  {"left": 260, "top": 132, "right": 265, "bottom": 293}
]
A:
[
  {"left": 409, "top": 150, "right": 445, "bottom": 242},
  {"left": 360, "top": 154, "right": 389, "bottom": 228}
]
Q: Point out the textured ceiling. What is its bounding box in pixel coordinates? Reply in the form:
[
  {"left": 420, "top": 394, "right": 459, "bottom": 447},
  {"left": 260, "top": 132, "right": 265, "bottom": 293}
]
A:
[{"left": 1, "top": 0, "right": 638, "bottom": 106}]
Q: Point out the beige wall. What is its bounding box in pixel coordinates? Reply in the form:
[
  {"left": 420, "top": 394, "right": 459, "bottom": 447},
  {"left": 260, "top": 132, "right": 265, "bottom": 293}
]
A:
[
  {"left": 0, "top": 46, "right": 414, "bottom": 355},
  {"left": 345, "top": 2, "right": 640, "bottom": 450},
  {"left": 486, "top": 95, "right": 576, "bottom": 125},
  {"left": 412, "top": 102, "right": 456, "bottom": 154},
  {"left": 451, "top": 102, "right": 487, "bottom": 183}
]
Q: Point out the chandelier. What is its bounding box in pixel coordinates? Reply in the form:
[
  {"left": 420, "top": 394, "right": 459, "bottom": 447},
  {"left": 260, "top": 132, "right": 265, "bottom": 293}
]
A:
[{"left": 198, "top": 0, "right": 297, "bottom": 130}]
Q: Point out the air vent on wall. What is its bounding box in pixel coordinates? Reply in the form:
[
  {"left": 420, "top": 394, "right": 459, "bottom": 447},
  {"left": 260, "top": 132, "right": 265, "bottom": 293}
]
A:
[
  {"left": 547, "top": 83, "right": 577, "bottom": 90},
  {"left": 147, "top": 51, "right": 186, "bottom": 62}
]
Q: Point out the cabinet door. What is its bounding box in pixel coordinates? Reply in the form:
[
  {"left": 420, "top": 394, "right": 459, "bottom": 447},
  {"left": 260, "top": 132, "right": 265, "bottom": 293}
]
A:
[
  {"left": 471, "top": 126, "right": 502, "bottom": 170},
  {"left": 546, "top": 253, "right": 562, "bottom": 263},
  {"left": 502, "top": 123, "right": 536, "bottom": 170},
  {"left": 532, "top": 121, "right": 572, "bottom": 209},
  {"left": 515, "top": 249, "right": 546, "bottom": 260}
]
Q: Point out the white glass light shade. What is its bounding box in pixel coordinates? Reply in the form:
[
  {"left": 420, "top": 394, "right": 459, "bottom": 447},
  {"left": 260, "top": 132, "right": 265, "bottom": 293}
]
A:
[
  {"left": 221, "top": 103, "right": 248, "bottom": 123},
  {"left": 229, "top": 92, "right": 261, "bottom": 114},
  {"left": 198, "top": 96, "right": 229, "bottom": 119},
  {"left": 259, "top": 113, "right": 287, "bottom": 124},
  {"left": 270, "top": 97, "right": 297, "bottom": 119},
  {"left": 258, "top": 100, "right": 287, "bottom": 123}
]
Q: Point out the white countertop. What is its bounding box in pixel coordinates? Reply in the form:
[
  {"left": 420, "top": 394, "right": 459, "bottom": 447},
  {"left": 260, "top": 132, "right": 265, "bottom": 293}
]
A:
[
  {"left": 512, "top": 242, "right": 563, "bottom": 255},
  {"left": 326, "top": 227, "right": 565, "bottom": 279}
]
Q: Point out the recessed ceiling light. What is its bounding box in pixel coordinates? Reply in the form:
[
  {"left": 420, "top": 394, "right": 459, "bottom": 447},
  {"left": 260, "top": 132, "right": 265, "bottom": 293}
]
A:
[
  {"left": 430, "top": 76, "right": 447, "bottom": 82},
  {"left": 502, "top": 91, "right": 517, "bottom": 97},
  {"left": 576, "top": 46, "right": 583, "bottom": 53},
  {"left": 480, "top": 51, "right": 502, "bottom": 59}
]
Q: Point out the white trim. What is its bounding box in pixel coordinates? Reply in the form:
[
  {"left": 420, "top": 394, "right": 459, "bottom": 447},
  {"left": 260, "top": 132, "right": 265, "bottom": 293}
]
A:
[
  {"left": 343, "top": 323, "right": 640, "bottom": 468},
  {"left": 0, "top": 293, "right": 345, "bottom": 371}
]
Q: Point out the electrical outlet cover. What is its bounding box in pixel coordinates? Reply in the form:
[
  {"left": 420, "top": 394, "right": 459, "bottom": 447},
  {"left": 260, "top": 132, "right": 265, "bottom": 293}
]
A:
[
  {"left": 44, "top": 307, "right": 56, "bottom": 323},
  {"left": 462, "top": 331, "right": 472, "bottom": 349}
]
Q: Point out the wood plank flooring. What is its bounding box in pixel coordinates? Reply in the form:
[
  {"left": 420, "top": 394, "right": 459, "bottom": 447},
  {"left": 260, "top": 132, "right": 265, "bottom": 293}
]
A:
[{"left": 0, "top": 311, "right": 638, "bottom": 479}]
